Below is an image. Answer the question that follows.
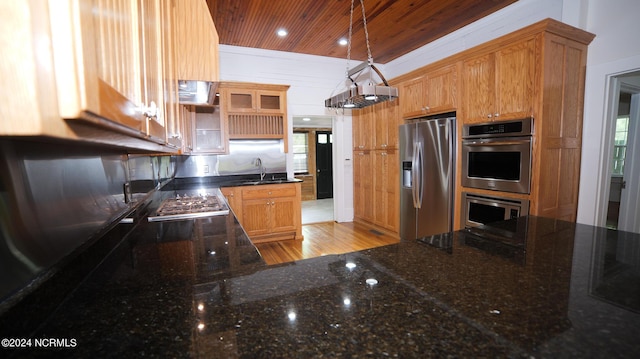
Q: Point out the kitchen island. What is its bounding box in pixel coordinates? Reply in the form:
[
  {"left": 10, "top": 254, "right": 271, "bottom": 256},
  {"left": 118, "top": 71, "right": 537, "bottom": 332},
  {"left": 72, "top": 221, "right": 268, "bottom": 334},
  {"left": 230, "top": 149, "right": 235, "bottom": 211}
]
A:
[{"left": 1, "top": 183, "right": 639, "bottom": 357}]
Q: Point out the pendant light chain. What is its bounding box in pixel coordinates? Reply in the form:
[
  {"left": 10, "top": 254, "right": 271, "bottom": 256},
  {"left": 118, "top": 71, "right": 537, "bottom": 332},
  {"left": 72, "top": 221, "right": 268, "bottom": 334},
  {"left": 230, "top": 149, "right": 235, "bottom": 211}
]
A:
[
  {"left": 359, "top": 0, "right": 373, "bottom": 65},
  {"left": 346, "top": 0, "right": 355, "bottom": 79},
  {"left": 325, "top": 0, "right": 398, "bottom": 109}
]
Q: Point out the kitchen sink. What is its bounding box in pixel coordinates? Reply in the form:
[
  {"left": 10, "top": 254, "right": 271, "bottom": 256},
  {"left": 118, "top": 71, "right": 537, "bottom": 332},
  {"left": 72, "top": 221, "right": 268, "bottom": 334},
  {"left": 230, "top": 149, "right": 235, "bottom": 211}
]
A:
[{"left": 241, "top": 179, "right": 286, "bottom": 185}]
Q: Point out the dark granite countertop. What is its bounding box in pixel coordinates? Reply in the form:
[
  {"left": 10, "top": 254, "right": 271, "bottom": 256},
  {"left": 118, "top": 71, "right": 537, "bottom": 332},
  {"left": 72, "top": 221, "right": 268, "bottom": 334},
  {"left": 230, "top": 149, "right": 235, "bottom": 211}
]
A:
[
  {"left": 1, "top": 200, "right": 639, "bottom": 357},
  {"left": 168, "top": 174, "right": 302, "bottom": 190}
]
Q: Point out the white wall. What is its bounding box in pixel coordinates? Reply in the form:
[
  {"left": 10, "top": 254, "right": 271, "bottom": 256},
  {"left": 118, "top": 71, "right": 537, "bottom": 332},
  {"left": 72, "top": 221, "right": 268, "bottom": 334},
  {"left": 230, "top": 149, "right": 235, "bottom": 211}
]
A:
[
  {"left": 218, "top": 0, "right": 639, "bottom": 227},
  {"left": 577, "top": 0, "right": 640, "bottom": 226}
]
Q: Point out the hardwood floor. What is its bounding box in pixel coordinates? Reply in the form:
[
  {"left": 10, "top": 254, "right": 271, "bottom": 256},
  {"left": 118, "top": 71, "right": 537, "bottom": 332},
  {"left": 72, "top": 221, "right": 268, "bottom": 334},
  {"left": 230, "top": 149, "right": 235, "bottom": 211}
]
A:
[{"left": 255, "top": 221, "right": 400, "bottom": 265}]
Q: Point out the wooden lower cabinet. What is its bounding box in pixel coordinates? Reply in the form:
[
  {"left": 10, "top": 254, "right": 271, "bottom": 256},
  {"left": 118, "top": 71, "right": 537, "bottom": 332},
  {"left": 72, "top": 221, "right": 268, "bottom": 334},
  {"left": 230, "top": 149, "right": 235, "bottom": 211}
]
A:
[
  {"left": 353, "top": 150, "right": 374, "bottom": 224},
  {"left": 221, "top": 183, "right": 302, "bottom": 243},
  {"left": 373, "top": 150, "right": 400, "bottom": 232},
  {"left": 353, "top": 149, "right": 399, "bottom": 235}
]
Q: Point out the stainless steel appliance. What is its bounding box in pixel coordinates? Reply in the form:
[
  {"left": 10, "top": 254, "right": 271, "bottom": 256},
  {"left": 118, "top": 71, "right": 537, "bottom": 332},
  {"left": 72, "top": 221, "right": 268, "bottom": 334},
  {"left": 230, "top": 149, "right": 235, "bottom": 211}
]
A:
[
  {"left": 148, "top": 189, "right": 229, "bottom": 222},
  {"left": 461, "top": 192, "right": 530, "bottom": 259},
  {"left": 461, "top": 118, "right": 533, "bottom": 194},
  {"left": 462, "top": 192, "right": 529, "bottom": 228},
  {"left": 400, "top": 114, "right": 456, "bottom": 240}
]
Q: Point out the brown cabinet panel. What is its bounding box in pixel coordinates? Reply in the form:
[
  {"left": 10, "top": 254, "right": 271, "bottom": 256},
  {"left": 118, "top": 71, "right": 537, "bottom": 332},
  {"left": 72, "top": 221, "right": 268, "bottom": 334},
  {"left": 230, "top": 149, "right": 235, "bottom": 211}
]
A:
[
  {"left": 494, "top": 37, "right": 537, "bottom": 120},
  {"left": 223, "top": 89, "right": 286, "bottom": 114},
  {"left": 531, "top": 33, "right": 590, "bottom": 221},
  {"left": 374, "top": 100, "right": 400, "bottom": 149},
  {"left": 353, "top": 106, "right": 374, "bottom": 150},
  {"left": 242, "top": 199, "right": 271, "bottom": 237},
  {"left": 400, "top": 78, "right": 428, "bottom": 119},
  {"left": 353, "top": 151, "right": 373, "bottom": 222},
  {"left": 242, "top": 185, "right": 298, "bottom": 199},
  {"left": 462, "top": 37, "right": 537, "bottom": 123},
  {"left": 372, "top": 150, "right": 399, "bottom": 232},
  {"left": 461, "top": 54, "right": 495, "bottom": 123},
  {"left": 271, "top": 196, "right": 299, "bottom": 233},
  {"left": 174, "top": 0, "right": 219, "bottom": 82},
  {"left": 222, "top": 183, "right": 302, "bottom": 243},
  {"left": 400, "top": 64, "right": 457, "bottom": 119}
]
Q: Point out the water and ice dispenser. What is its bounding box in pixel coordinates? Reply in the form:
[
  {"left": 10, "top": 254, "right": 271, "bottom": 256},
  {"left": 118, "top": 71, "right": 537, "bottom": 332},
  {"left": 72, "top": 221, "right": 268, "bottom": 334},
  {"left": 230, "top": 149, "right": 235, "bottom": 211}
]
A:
[{"left": 402, "top": 161, "right": 412, "bottom": 188}]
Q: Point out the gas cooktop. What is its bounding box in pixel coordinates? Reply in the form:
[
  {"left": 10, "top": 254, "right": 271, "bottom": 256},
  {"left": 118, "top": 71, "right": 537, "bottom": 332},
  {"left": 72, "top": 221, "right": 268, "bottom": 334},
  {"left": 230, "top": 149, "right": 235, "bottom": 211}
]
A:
[{"left": 148, "top": 192, "right": 229, "bottom": 222}]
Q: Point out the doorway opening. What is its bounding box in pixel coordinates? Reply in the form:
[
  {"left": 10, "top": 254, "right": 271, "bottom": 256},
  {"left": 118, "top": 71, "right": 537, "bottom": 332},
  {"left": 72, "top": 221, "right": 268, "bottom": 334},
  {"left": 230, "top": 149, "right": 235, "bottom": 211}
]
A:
[
  {"left": 315, "top": 131, "right": 333, "bottom": 199},
  {"left": 604, "top": 73, "right": 640, "bottom": 232},
  {"left": 292, "top": 116, "right": 335, "bottom": 224}
]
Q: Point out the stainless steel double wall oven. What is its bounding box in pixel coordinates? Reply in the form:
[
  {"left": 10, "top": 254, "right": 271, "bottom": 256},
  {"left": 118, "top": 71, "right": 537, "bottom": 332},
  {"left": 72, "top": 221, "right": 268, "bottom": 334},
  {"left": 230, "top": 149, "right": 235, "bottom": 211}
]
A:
[{"left": 461, "top": 118, "right": 533, "bottom": 228}]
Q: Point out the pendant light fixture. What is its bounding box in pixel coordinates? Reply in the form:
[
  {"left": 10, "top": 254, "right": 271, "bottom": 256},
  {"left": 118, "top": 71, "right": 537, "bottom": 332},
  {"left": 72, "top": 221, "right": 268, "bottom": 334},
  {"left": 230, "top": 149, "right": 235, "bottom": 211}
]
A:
[{"left": 324, "top": 0, "right": 398, "bottom": 109}]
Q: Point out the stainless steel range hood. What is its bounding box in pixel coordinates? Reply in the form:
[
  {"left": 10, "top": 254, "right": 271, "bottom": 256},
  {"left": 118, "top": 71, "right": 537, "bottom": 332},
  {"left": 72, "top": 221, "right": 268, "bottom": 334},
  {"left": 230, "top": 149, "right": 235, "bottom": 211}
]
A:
[
  {"left": 178, "top": 80, "right": 218, "bottom": 105},
  {"left": 325, "top": 61, "right": 398, "bottom": 109}
]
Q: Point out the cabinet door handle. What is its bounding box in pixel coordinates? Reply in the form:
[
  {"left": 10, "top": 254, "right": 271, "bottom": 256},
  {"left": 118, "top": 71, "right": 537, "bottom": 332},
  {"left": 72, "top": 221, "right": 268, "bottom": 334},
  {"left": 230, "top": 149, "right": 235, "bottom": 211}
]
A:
[{"left": 143, "top": 101, "right": 158, "bottom": 119}]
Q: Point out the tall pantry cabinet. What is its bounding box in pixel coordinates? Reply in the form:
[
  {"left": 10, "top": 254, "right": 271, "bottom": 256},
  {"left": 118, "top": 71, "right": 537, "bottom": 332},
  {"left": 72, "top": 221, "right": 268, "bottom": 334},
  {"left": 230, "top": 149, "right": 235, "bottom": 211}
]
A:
[{"left": 353, "top": 100, "right": 401, "bottom": 235}]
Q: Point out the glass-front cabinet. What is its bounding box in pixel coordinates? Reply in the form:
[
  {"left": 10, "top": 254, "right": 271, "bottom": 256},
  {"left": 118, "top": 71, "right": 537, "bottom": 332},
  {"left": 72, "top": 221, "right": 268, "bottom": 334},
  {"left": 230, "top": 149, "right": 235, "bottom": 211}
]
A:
[
  {"left": 182, "top": 100, "right": 228, "bottom": 154},
  {"left": 226, "top": 89, "right": 285, "bottom": 114}
]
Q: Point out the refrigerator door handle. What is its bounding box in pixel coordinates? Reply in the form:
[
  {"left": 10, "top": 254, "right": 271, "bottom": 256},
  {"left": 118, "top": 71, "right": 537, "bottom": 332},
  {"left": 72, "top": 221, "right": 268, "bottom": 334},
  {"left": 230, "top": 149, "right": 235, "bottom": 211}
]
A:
[
  {"left": 412, "top": 141, "right": 420, "bottom": 208},
  {"left": 417, "top": 141, "right": 424, "bottom": 208}
]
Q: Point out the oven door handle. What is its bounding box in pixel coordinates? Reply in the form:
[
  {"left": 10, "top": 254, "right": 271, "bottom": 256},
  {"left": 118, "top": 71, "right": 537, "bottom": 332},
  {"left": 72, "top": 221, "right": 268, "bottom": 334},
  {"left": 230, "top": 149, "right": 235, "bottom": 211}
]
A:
[{"left": 463, "top": 140, "right": 528, "bottom": 146}]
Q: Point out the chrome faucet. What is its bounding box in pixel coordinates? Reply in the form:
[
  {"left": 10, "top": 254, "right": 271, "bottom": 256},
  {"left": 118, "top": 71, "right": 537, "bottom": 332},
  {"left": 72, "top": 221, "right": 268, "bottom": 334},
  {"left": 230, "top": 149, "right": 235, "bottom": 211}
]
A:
[{"left": 256, "top": 157, "right": 266, "bottom": 181}]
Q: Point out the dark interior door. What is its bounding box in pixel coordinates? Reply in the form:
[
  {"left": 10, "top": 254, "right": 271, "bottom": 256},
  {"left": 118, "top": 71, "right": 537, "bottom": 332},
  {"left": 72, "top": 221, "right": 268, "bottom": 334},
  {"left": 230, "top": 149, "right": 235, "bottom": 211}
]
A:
[{"left": 316, "top": 131, "right": 333, "bottom": 199}]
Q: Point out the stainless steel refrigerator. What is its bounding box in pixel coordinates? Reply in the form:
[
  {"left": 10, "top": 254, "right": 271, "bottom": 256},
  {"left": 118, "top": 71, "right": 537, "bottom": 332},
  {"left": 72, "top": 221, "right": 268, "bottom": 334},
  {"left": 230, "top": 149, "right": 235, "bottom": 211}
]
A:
[{"left": 400, "top": 115, "right": 456, "bottom": 240}]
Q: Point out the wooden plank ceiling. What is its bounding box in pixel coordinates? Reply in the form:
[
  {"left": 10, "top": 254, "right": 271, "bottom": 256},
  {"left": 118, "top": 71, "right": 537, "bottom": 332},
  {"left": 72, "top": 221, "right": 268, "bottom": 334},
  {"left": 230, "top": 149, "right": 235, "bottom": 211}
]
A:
[{"left": 208, "top": 0, "right": 518, "bottom": 64}]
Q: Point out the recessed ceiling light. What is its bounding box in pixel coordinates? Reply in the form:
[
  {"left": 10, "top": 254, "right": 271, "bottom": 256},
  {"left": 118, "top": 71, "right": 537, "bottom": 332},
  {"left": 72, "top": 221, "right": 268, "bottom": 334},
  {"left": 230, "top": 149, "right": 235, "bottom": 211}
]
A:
[
  {"left": 338, "top": 38, "right": 348, "bottom": 46},
  {"left": 303, "top": 117, "right": 311, "bottom": 121},
  {"left": 277, "top": 28, "right": 288, "bottom": 37}
]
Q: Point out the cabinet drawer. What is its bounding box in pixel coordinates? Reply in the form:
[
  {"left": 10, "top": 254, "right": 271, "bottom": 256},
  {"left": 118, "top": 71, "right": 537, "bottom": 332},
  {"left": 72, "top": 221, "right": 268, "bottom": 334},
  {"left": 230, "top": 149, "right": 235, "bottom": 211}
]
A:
[{"left": 242, "top": 184, "right": 296, "bottom": 199}]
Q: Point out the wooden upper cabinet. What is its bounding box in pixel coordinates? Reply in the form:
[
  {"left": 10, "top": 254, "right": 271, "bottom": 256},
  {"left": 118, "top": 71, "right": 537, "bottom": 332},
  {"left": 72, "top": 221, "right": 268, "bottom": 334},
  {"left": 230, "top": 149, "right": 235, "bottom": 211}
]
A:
[
  {"left": 220, "top": 82, "right": 290, "bottom": 151},
  {"left": 225, "top": 89, "right": 286, "bottom": 114},
  {"left": 353, "top": 106, "right": 374, "bottom": 150},
  {"left": 140, "top": 0, "right": 168, "bottom": 143},
  {"left": 400, "top": 64, "right": 457, "bottom": 119},
  {"left": 462, "top": 36, "right": 537, "bottom": 123},
  {"left": 182, "top": 103, "right": 228, "bottom": 154},
  {"left": 374, "top": 100, "right": 400, "bottom": 149},
  {"left": 353, "top": 99, "right": 400, "bottom": 151},
  {"left": 174, "top": 0, "right": 219, "bottom": 81},
  {"left": 1, "top": 0, "right": 202, "bottom": 151},
  {"left": 495, "top": 37, "right": 537, "bottom": 120},
  {"left": 47, "top": 0, "right": 171, "bottom": 141},
  {"left": 159, "top": 0, "right": 182, "bottom": 149}
]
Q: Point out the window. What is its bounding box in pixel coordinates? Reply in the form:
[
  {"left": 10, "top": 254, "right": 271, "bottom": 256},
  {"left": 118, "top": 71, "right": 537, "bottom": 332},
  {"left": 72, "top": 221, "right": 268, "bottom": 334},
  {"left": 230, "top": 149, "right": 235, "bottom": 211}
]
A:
[
  {"left": 293, "top": 132, "right": 309, "bottom": 173},
  {"left": 612, "top": 116, "right": 629, "bottom": 176}
]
